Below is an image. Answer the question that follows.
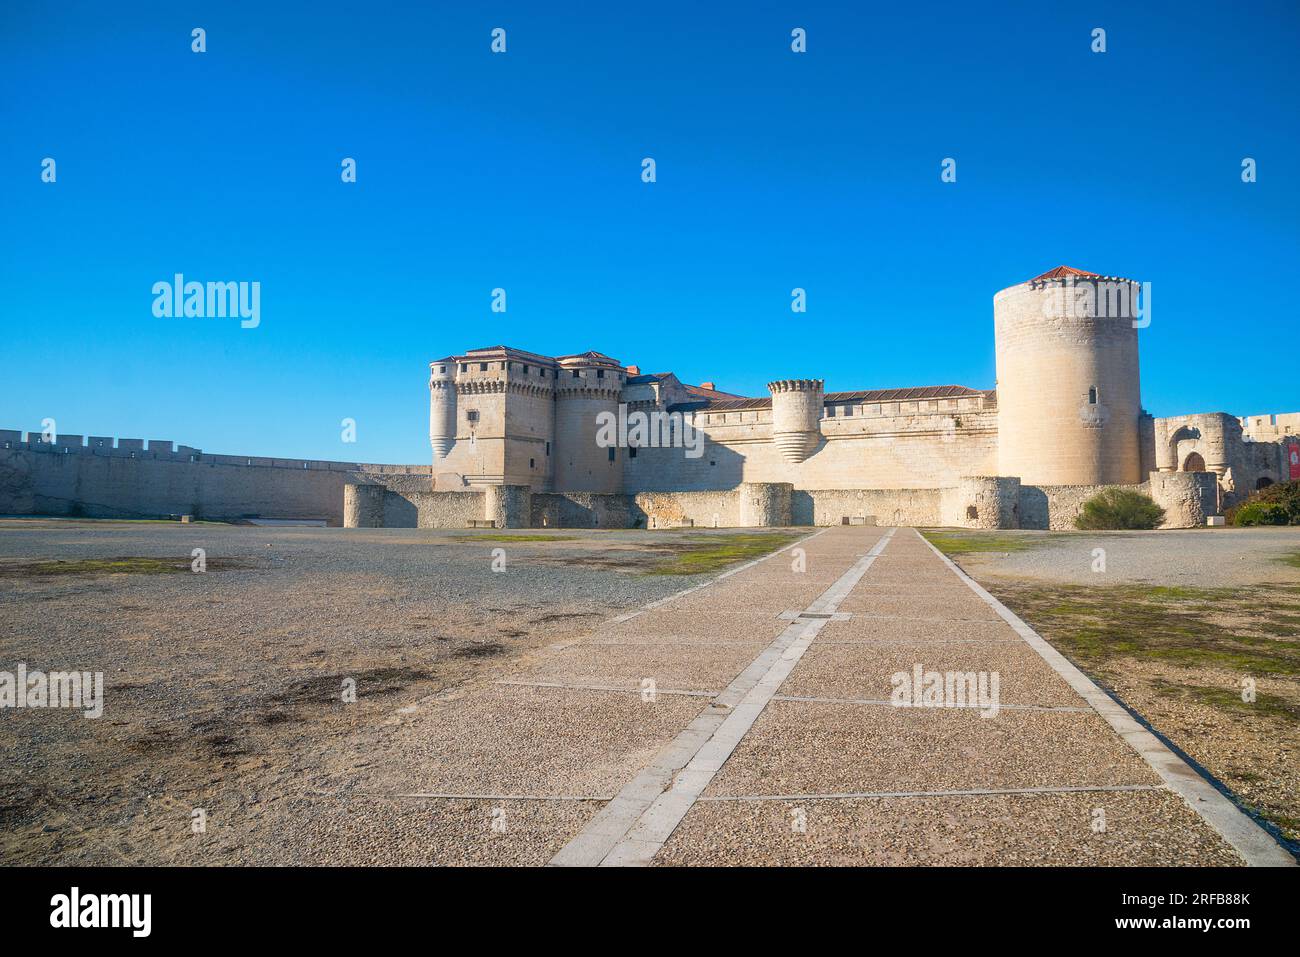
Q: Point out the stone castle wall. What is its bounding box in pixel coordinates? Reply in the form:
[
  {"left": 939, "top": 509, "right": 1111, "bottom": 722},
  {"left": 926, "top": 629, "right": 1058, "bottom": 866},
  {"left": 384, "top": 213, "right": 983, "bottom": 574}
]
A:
[
  {"left": 400, "top": 473, "right": 1217, "bottom": 531},
  {"left": 0, "top": 424, "right": 1221, "bottom": 532},
  {"left": 0, "top": 430, "right": 428, "bottom": 526},
  {"left": 623, "top": 402, "right": 1000, "bottom": 493}
]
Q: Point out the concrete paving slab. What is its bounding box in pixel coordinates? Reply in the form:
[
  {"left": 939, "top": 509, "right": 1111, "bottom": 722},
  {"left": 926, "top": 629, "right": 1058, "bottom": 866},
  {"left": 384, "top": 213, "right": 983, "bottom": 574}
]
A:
[
  {"left": 236, "top": 796, "right": 608, "bottom": 866},
  {"left": 837, "top": 592, "right": 1003, "bottom": 619},
  {"left": 356, "top": 685, "right": 706, "bottom": 797},
  {"left": 591, "top": 609, "right": 791, "bottom": 644},
  {"left": 666, "top": 579, "right": 829, "bottom": 614},
  {"left": 502, "top": 641, "right": 768, "bottom": 692},
  {"left": 815, "top": 616, "right": 1022, "bottom": 643},
  {"left": 653, "top": 790, "right": 1244, "bottom": 866},
  {"left": 702, "top": 699, "right": 1160, "bottom": 796},
  {"left": 779, "top": 642, "right": 1085, "bottom": 708}
]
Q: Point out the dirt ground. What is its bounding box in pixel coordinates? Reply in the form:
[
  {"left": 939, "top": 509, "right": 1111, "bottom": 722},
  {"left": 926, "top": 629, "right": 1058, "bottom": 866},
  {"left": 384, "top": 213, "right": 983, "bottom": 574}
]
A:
[
  {"left": 925, "top": 527, "right": 1300, "bottom": 850},
  {"left": 0, "top": 519, "right": 798, "bottom": 865}
]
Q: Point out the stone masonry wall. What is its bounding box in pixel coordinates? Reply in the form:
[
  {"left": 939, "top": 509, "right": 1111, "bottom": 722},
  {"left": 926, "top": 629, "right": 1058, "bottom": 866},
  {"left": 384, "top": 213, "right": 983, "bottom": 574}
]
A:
[
  {"left": 0, "top": 434, "right": 429, "bottom": 526},
  {"left": 414, "top": 490, "right": 484, "bottom": 528},
  {"left": 792, "top": 488, "right": 943, "bottom": 527}
]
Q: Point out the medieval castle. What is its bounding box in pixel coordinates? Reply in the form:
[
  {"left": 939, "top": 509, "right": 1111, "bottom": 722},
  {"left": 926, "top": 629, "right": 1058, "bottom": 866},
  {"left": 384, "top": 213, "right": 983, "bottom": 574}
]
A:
[
  {"left": 3, "top": 267, "right": 1296, "bottom": 530},
  {"left": 416, "top": 266, "right": 1297, "bottom": 529}
]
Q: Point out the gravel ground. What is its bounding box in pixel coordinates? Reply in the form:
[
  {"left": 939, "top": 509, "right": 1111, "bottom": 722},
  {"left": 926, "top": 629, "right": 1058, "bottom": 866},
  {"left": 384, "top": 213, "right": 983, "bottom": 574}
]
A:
[
  {"left": 655, "top": 790, "right": 1244, "bottom": 867},
  {"left": 0, "top": 518, "right": 795, "bottom": 865},
  {"left": 3, "top": 519, "right": 1277, "bottom": 865},
  {"left": 940, "top": 526, "right": 1300, "bottom": 587},
  {"left": 929, "top": 525, "right": 1300, "bottom": 850}
]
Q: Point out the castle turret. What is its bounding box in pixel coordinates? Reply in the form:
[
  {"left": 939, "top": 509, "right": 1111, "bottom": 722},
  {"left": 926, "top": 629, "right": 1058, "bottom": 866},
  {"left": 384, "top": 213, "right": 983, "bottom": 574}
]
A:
[
  {"left": 552, "top": 352, "right": 626, "bottom": 493},
  {"left": 429, "top": 358, "right": 457, "bottom": 461},
  {"left": 767, "top": 379, "right": 824, "bottom": 463},
  {"left": 994, "top": 267, "right": 1142, "bottom": 486}
]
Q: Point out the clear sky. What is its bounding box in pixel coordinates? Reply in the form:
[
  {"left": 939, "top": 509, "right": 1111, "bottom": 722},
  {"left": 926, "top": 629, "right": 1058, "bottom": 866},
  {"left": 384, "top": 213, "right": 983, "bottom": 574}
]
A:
[{"left": 2, "top": 1, "right": 1297, "bottom": 464}]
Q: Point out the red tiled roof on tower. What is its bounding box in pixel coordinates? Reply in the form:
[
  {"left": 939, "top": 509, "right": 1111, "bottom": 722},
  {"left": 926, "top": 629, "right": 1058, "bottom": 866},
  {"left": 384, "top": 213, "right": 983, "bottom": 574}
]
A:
[{"left": 1029, "top": 265, "right": 1102, "bottom": 282}]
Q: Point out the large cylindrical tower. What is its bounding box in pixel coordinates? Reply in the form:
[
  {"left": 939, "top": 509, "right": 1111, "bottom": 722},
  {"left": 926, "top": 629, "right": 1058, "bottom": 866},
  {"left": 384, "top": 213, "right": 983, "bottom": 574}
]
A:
[
  {"left": 994, "top": 267, "right": 1142, "bottom": 486},
  {"left": 552, "top": 354, "right": 625, "bottom": 493},
  {"left": 767, "top": 379, "right": 824, "bottom": 463},
  {"left": 429, "top": 358, "right": 457, "bottom": 461}
]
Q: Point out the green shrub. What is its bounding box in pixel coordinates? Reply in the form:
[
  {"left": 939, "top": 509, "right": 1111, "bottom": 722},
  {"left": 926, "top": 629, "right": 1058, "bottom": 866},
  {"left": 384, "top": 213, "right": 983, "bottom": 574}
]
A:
[
  {"left": 1226, "top": 480, "right": 1300, "bottom": 526},
  {"left": 1075, "top": 488, "right": 1166, "bottom": 530},
  {"left": 1231, "top": 501, "right": 1291, "bottom": 527}
]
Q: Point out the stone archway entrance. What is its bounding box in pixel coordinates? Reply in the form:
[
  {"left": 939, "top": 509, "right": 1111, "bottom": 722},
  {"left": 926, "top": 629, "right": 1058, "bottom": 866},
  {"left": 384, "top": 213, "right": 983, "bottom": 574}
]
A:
[{"left": 1182, "top": 452, "right": 1206, "bottom": 472}]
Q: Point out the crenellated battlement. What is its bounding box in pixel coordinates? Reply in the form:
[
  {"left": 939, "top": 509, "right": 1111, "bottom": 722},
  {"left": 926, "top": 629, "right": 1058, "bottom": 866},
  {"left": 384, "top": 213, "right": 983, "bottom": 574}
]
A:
[
  {"left": 0, "top": 429, "right": 429, "bottom": 475},
  {"left": 456, "top": 379, "right": 507, "bottom": 396},
  {"left": 767, "top": 379, "right": 824, "bottom": 394}
]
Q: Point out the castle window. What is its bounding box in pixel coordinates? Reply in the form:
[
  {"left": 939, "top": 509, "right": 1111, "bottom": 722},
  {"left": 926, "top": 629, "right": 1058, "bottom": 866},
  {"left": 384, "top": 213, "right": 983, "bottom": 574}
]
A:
[
  {"left": 541, "top": 369, "right": 547, "bottom": 378},
  {"left": 572, "top": 370, "right": 580, "bottom": 379},
  {"left": 530, "top": 458, "right": 535, "bottom": 469},
  {"left": 826, "top": 406, "right": 835, "bottom": 418},
  {"left": 523, "top": 365, "right": 529, "bottom": 374},
  {"left": 967, "top": 506, "right": 978, "bottom": 520},
  {"left": 466, "top": 410, "right": 479, "bottom": 423},
  {"left": 596, "top": 369, "right": 605, "bottom": 378},
  {"left": 460, "top": 364, "right": 467, "bottom": 372},
  {"left": 1088, "top": 387, "right": 1098, "bottom": 404},
  {"left": 480, "top": 363, "right": 488, "bottom": 372},
  {"left": 545, "top": 442, "right": 550, "bottom": 455},
  {"left": 437, "top": 365, "right": 445, "bottom": 374}
]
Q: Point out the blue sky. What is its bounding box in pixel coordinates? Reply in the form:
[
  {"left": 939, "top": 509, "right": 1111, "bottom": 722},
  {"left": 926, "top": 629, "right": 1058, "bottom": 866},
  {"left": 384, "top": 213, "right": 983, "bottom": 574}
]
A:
[{"left": 2, "top": 1, "right": 1297, "bottom": 463}]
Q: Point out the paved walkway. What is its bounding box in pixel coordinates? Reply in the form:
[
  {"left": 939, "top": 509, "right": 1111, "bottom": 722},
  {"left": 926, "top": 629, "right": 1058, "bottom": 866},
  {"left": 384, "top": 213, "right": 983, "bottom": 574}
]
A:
[{"left": 391, "top": 526, "right": 1293, "bottom": 866}]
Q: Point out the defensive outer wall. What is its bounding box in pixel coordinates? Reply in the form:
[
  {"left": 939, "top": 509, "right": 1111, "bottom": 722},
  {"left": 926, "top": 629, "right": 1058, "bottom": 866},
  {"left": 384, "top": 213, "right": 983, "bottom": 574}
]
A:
[{"left": 0, "top": 430, "right": 1224, "bottom": 531}]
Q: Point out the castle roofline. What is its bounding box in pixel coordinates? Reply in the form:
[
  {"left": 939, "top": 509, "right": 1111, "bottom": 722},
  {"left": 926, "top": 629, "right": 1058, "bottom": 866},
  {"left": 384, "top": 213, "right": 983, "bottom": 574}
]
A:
[
  {"left": 460, "top": 345, "right": 559, "bottom": 365},
  {"left": 450, "top": 345, "right": 630, "bottom": 369},
  {"left": 826, "top": 384, "right": 985, "bottom": 403},
  {"left": 673, "top": 383, "right": 988, "bottom": 414},
  {"left": 626, "top": 371, "right": 744, "bottom": 399},
  {"left": 684, "top": 383, "right": 744, "bottom": 400},
  {"left": 555, "top": 350, "right": 622, "bottom": 366},
  {"left": 1024, "top": 265, "right": 1135, "bottom": 284}
]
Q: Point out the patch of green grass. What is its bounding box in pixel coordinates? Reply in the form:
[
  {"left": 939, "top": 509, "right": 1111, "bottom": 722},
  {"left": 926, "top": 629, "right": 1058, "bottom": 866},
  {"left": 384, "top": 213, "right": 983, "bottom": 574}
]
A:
[
  {"left": 990, "top": 581, "right": 1300, "bottom": 687},
  {"left": 1141, "top": 584, "right": 1236, "bottom": 602},
  {"left": 0, "top": 517, "right": 228, "bottom": 526},
  {"left": 1149, "top": 679, "right": 1300, "bottom": 723},
  {"left": 449, "top": 534, "right": 578, "bottom": 543},
  {"left": 921, "top": 530, "right": 1052, "bottom": 556},
  {"left": 645, "top": 533, "right": 802, "bottom": 576},
  {"left": 0, "top": 556, "right": 248, "bottom": 577},
  {"left": 1276, "top": 550, "right": 1300, "bottom": 569}
]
